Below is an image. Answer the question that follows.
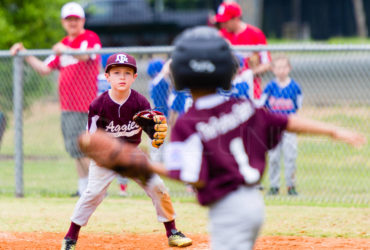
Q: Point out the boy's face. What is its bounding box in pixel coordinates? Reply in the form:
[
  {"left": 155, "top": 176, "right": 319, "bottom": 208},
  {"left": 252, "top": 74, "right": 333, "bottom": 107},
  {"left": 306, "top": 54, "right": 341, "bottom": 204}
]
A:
[
  {"left": 271, "top": 58, "right": 291, "bottom": 81},
  {"left": 105, "top": 66, "right": 137, "bottom": 93}
]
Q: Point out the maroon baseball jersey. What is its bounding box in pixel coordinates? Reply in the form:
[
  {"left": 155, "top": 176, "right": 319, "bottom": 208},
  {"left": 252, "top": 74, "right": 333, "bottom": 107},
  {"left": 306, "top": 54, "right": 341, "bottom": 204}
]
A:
[
  {"left": 165, "top": 94, "right": 288, "bottom": 205},
  {"left": 87, "top": 89, "right": 151, "bottom": 146}
]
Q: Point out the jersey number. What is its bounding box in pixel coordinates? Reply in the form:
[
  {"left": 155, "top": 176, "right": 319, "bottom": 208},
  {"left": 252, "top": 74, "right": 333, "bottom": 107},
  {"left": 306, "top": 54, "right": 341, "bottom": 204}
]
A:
[{"left": 230, "top": 137, "right": 260, "bottom": 184}]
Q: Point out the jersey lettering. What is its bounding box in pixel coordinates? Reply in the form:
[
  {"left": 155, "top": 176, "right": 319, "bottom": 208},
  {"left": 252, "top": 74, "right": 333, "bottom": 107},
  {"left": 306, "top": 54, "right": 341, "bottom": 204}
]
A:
[{"left": 230, "top": 137, "right": 260, "bottom": 184}]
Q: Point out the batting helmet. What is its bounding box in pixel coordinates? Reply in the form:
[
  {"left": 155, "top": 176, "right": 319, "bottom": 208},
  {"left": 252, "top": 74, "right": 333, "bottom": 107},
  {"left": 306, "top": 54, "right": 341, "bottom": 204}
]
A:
[{"left": 170, "top": 26, "right": 234, "bottom": 91}]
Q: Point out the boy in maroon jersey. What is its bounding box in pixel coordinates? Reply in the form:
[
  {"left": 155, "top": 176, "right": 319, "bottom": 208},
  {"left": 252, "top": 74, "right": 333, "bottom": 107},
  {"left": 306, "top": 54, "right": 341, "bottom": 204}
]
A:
[
  {"left": 61, "top": 53, "right": 192, "bottom": 249},
  {"left": 157, "top": 26, "right": 365, "bottom": 250}
]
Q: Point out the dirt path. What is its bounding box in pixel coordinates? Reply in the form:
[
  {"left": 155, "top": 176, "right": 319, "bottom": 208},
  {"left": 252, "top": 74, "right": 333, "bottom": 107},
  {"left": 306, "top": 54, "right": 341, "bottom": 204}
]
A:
[{"left": 0, "top": 232, "right": 369, "bottom": 249}]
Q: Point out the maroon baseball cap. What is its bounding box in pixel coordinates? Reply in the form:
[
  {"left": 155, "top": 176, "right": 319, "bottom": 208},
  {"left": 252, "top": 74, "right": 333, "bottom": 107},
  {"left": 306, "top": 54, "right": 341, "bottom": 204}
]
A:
[
  {"left": 214, "top": 2, "right": 242, "bottom": 23},
  {"left": 105, "top": 53, "right": 137, "bottom": 73}
]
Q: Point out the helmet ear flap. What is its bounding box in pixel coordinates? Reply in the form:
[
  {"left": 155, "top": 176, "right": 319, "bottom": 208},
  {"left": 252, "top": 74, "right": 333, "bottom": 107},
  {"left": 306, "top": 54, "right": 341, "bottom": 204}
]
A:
[{"left": 170, "top": 26, "right": 234, "bottom": 91}]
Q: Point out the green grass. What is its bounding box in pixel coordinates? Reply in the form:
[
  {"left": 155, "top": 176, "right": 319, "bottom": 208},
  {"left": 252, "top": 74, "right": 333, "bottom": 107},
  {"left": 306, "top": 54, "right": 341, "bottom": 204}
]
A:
[{"left": 0, "top": 103, "right": 369, "bottom": 206}]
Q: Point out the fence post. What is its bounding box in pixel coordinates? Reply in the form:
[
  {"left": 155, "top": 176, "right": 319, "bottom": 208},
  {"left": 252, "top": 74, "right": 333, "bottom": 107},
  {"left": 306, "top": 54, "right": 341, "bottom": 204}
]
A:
[{"left": 13, "top": 56, "right": 24, "bottom": 198}]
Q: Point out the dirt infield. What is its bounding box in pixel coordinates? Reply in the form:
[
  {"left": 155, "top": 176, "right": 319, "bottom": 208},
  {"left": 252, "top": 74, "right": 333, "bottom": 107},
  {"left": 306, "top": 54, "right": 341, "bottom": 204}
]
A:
[{"left": 0, "top": 232, "right": 369, "bottom": 250}]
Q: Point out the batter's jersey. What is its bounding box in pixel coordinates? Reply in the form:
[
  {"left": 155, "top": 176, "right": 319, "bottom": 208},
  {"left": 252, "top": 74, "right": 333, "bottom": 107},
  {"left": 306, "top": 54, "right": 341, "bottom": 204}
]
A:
[
  {"left": 87, "top": 90, "right": 151, "bottom": 146},
  {"left": 261, "top": 79, "right": 303, "bottom": 114},
  {"left": 165, "top": 94, "right": 288, "bottom": 205},
  {"left": 46, "top": 30, "right": 102, "bottom": 112}
]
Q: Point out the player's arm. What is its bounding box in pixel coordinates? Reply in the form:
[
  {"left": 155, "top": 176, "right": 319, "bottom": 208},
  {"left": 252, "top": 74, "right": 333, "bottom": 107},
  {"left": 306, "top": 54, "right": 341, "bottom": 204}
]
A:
[
  {"left": 10, "top": 42, "right": 52, "bottom": 75},
  {"left": 286, "top": 115, "right": 366, "bottom": 148},
  {"left": 147, "top": 161, "right": 205, "bottom": 188}
]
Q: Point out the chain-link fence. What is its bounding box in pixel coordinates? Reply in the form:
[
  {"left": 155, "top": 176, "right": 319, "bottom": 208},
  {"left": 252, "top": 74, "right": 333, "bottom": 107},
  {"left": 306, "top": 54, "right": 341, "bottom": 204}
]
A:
[{"left": 0, "top": 45, "right": 369, "bottom": 205}]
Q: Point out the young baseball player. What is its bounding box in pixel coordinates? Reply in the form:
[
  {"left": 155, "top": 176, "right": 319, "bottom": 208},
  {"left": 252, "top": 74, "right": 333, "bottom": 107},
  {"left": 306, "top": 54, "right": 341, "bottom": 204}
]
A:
[
  {"left": 78, "top": 26, "right": 366, "bottom": 250},
  {"left": 98, "top": 53, "right": 130, "bottom": 196},
  {"left": 61, "top": 53, "right": 192, "bottom": 249},
  {"left": 259, "top": 54, "right": 303, "bottom": 195}
]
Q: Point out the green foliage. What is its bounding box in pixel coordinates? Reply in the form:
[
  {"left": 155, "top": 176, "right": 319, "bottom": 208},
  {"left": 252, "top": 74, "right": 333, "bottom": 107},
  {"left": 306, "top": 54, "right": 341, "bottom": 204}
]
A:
[{"left": 0, "top": 0, "right": 69, "bottom": 49}]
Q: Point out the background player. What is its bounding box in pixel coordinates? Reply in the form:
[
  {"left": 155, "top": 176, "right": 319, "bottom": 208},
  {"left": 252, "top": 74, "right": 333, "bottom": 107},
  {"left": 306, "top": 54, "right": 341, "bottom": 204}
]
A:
[
  {"left": 61, "top": 53, "right": 192, "bottom": 249},
  {"left": 258, "top": 54, "right": 303, "bottom": 195},
  {"left": 10, "top": 2, "right": 101, "bottom": 197},
  {"left": 80, "top": 26, "right": 366, "bottom": 250}
]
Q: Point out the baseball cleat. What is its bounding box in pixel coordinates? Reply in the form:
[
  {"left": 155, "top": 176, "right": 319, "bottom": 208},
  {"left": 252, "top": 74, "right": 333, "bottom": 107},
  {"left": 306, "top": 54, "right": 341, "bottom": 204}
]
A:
[
  {"left": 61, "top": 238, "right": 76, "bottom": 250},
  {"left": 288, "top": 186, "right": 298, "bottom": 196},
  {"left": 267, "top": 187, "right": 279, "bottom": 195},
  {"left": 168, "top": 229, "right": 192, "bottom": 247}
]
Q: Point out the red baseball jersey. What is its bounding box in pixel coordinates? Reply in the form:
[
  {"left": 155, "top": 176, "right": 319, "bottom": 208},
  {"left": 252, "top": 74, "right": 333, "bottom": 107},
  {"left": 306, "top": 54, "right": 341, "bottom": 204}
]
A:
[
  {"left": 220, "top": 24, "right": 271, "bottom": 98},
  {"left": 46, "top": 30, "right": 101, "bottom": 112}
]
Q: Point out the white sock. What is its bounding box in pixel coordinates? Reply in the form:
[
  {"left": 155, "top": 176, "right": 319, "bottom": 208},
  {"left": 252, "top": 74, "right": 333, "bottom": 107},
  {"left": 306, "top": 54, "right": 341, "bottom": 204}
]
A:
[{"left": 78, "top": 177, "right": 88, "bottom": 195}]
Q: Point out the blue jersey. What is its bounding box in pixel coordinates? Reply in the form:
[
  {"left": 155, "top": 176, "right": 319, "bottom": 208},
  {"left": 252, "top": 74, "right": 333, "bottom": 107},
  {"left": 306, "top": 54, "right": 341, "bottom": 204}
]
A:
[
  {"left": 168, "top": 90, "right": 193, "bottom": 115},
  {"left": 262, "top": 78, "right": 302, "bottom": 114},
  {"left": 218, "top": 69, "right": 253, "bottom": 100},
  {"left": 149, "top": 73, "right": 170, "bottom": 117}
]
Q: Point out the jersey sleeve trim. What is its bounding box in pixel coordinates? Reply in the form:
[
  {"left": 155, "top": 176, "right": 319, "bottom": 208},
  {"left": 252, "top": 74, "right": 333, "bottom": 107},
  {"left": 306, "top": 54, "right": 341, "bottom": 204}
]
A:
[{"left": 165, "top": 133, "right": 203, "bottom": 183}]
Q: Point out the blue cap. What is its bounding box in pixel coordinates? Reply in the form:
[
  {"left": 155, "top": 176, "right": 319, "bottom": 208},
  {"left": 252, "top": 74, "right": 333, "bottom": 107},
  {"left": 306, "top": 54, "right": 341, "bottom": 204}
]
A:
[{"left": 147, "top": 59, "right": 165, "bottom": 78}]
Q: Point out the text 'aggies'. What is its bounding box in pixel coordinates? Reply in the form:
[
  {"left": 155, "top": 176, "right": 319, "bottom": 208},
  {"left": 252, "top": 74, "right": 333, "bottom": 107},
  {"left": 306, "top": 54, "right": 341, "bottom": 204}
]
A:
[
  {"left": 196, "top": 102, "right": 255, "bottom": 141},
  {"left": 105, "top": 120, "right": 141, "bottom": 137}
]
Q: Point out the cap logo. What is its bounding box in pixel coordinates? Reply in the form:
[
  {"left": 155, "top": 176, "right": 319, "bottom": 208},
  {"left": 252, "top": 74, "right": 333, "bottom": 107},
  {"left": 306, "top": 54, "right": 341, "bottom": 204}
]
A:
[
  {"left": 189, "top": 59, "right": 215, "bottom": 73},
  {"left": 115, "top": 54, "right": 128, "bottom": 63},
  {"left": 218, "top": 5, "right": 225, "bottom": 15}
]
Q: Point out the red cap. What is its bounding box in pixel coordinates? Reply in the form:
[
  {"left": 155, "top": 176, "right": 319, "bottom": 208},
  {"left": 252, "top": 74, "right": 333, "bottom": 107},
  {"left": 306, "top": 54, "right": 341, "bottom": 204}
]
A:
[
  {"left": 105, "top": 53, "right": 137, "bottom": 73},
  {"left": 215, "top": 2, "right": 242, "bottom": 23}
]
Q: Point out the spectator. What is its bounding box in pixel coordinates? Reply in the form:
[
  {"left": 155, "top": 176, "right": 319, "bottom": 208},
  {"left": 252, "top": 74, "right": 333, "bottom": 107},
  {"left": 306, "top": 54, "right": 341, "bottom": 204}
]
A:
[
  {"left": 10, "top": 2, "right": 102, "bottom": 197},
  {"left": 214, "top": 1, "right": 271, "bottom": 99},
  {"left": 258, "top": 54, "right": 303, "bottom": 196}
]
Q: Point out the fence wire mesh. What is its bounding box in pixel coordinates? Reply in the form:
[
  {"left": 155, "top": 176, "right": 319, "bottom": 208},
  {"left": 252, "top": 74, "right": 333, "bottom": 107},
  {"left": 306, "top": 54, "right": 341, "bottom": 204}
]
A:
[{"left": 0, "top": 46, "right": 369, "bottom": 205}]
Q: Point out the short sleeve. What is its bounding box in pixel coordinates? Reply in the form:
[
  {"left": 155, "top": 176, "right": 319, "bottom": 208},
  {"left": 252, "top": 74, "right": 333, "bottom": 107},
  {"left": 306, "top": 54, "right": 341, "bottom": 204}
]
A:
[
  {"left": 87, "top": 99, "right": 100, "bottom": 133},
  {"left": 44, "top": 55, "right": 59, "bottom": 69}
]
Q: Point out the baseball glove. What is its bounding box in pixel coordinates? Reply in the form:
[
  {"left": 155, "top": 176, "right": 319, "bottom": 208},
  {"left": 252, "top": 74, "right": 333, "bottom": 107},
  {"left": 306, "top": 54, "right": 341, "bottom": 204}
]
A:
[
  {"left": 78, "top": 130, "right": 153, "bottom": 184},
  {"left": 133, "top": 109, "right": 167, "bottom": 148}
]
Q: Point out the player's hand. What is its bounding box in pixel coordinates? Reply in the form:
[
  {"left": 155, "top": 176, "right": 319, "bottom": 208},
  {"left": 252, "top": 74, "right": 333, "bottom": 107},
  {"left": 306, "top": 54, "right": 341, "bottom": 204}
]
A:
[
  {"left": 332, "top": 128, "right": 366, "bottom": 148},
  {"left": 10, "top": 42, "right": 26, "bottom": 56},
  {"left": 152, "top": 115, "right": 167, "bottom": 148},
  {"left": 52, "top": 42, "right": 68, "bottom": 54}
]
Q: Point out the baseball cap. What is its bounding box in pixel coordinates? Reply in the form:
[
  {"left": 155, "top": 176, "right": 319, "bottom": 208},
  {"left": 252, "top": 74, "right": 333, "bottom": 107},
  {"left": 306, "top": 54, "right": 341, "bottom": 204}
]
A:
[
  {"left": 105, "top": 53, "right": 137, "bottom": 73},
  {"left": 61, "top": 2, "right": 85, "bottom": 19},
  {"left": 215, "top": 2, "right": 242, "bottom": 23}
]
